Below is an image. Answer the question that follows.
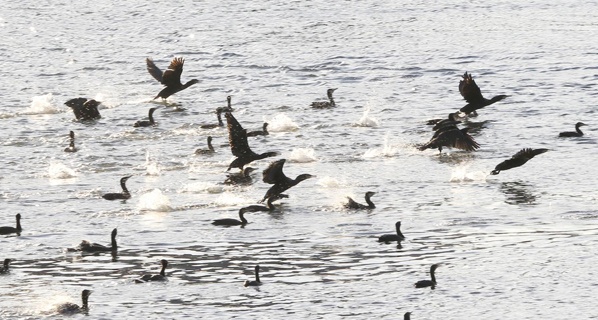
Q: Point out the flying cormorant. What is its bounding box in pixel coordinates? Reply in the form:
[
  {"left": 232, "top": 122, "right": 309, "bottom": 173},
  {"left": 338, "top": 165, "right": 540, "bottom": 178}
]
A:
[
  {"left": 225, "top": 112, "right": 278, "bottom": 172},
  {"left": 459, "top": 72, "right": 507, "bottom": 115},
  {"left": 491, "top": 148, "right": 548, "bottom": 175},
  {"left": 65, "top": 98, "right": 101, "bottom": 121},
  {"left": 146, "top": 57, "right": 199, "bottom": 100},
  {"left": 260, "top": 159, "right": 314, "bottom": 203}
]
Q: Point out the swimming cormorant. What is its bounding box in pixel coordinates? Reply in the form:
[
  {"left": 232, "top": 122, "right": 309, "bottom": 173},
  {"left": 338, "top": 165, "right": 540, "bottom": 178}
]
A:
[
  {"left": 240, "top": 194, "right": 287, "bottom": 213},
  {"left": 311, "top": 88, "right": 337, "bottom": 108},
  {"left": 415, "top": 264, "right": 439, "bottom": 288},
  {"left": 55, "top": 289, "right": 92, "bottom": 315},
  {"left": 216, "top": 95, "right": 234, "bottom": 113},
  {"left": 136, "top": 260, "right": 168, "bottom": 283},
  {"left": 102, "top": 176, "right": 132, "bottom": 200},
  {"left": 244, "top": 265, "right": 262, "bottom": 287},
  {"left": 559, "top": 122, "right": 586, "bottom": 137},
  {"left": 0, "top": 259, "right": 11, "bottom": 274},
  {"left": 260, "top": 159, "right": 314, "bottom": 203},
  {"left": 200, "top": 109, "right": 225, "bottom": 129},
  {"left": 247, "top": 123, "right": 269, "bottom": 137},
  {"left": 419, "top": 125, "right": 479, "bottom": 153},
  {"left": 491, "top": 148, "right": 549, "bottom": 175},
  {"left": 134, "top": 107, "right": 159, "bottom": 127},
  {"left": 75, "top": 228, "right": 118, "bottom": 253},
  {"left": 0, "top": 214, "right": 22, "bottom": 235},
  {"left": 195, "top": 136, "right": 215, "bottom": 155},
  {"left": 65, "top": 98, "right": 101, "bottom": 121},
  {"left": 64, "top": 131, "right": 77, "bottom": 153},
  {"left": 404, "top": 312, "right": 411, "bottom": 320},
  {"left": 345, "top": 191, "right": 376, "bottom": 209},
  {"left": 223, "top": 167, "right": 256, "bottom": 185},
  {"left": 459, "top": 72, "right": 507, "bottom": 115},
  {"left": 146, "top": 57, "right": 199, "bottom": 100},
  {"left": 212, "top": 209, "right": 249, "bottom": 226},
  {"left": 378, "top": 221, "right": 405, "bottom": 243},
  {"left": 225, "top": 112, "right": 278, "bottom": 172}
]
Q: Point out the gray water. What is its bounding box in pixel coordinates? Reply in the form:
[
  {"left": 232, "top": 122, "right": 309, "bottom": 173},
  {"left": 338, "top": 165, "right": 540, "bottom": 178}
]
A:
[{"left": 1, "top": 1, "right": 598, "bottom": 319}]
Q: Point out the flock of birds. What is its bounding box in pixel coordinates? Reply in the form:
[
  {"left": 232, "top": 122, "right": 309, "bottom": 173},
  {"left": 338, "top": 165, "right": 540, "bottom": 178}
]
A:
[{"left": 1, "top": 56, "right": 588, "bottom": 317}]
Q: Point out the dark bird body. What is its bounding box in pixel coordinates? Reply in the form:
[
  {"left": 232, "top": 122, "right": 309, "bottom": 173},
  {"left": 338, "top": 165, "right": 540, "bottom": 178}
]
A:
[
  {"left": 260, "top": 159, "right": 314, "bottom": 203},
  {"left": 244, "top": 265, "right": 262, "bottom": 287},
  {"left": 0, "top": 214, "right": 22, "bottom": 235},
  {"left": 419, "top": 126, "right": 480, "bottom": 153},
  {"left": 224, "top": 167, "right": 256, "bottom": 185},
  {"left": 195, "top": 136, "right": 215, "bottom": 155},
  {"left": 216, "top": 96, "right": 234, "bottom": 113},
  {"left": 559, "top": 122, "right": 586, "bottom": 137},
  {"left": 64, "top": 131, "right": 77, "bottom": 152},
  {"left": 56, "top": 290, "right": 91, "bottom": 315},
  {"left": 212, "top": 209, "right": 248, "bottom": 226},
  {"left": 240, "top": 194, "right": 287, "bottom": 213},
  {"left": 459, "top": 72, "right": 507, "bottom": 115},
  {"left": 345, "top": 191, "right": 376, "bottom": 209},
  {"left": 102, "top": 176, "right": 132, "bottom": 200},
  {"left": 415, "top": 264, "right": 439, "bottom": 288},
  {"left": 246, "top": 123, "right": 269, "bottom": 137},
  {"left": 65, "top": 98, "right": 101, "bottom": 121},
  {"left": 491, "top": 148, "right": 549, "bottom": 175},
  {"left": 200, "top": 110, "right": 224, "bottom": 129},
  {"left": 146, "top": 57, "right": 199, "bottom": 100},
  {"left": 76, "top": 228, "right": 118, "bottom": 253},
  {"left": 136, "top": 260, "right": 168, "bottom": 283},
  {"left": 0, "top": 259, "right": 11, "bottom": 274},
  {"left": 311, "top": 88, "right": 337, "bottom": 108},
  {"left": 404, "top": 312, "right": 412, "bottom": 320},
  {"left": 378, "top": 221, "right": 405, "bottom": 243},
  {"left": 225, "top": 112, "right": 278, "bottom": 172},
  {"left": 134, "top": 107, "right": 159, "bottom": 127}
]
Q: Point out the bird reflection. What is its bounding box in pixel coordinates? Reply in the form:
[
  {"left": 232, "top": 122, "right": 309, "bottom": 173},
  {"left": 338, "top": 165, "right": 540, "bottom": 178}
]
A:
[{"left": 500, "top": 181, "right": 538, "bottom": 205}]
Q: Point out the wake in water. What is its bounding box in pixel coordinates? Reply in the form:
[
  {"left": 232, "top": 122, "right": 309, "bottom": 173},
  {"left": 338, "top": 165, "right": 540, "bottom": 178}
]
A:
[{"left": 363, "top": 132, "right": 399, "bottom": 158}]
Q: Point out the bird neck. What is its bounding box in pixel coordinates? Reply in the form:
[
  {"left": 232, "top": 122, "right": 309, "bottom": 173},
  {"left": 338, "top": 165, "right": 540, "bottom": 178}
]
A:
[
  {"left": 430, "top": 268, "right": 436, "bottom": 283},
  {"left": 217, "top": 112, "right": 223, "bottom": 126},
  {"left": 160, "top": 264, "right": 166, "bottom": 276},
  {"left": 111, "top": 234, "right": 117, "bottom": 250},
  {"left": 16, "top": 217, "right": 22, "bottom": 231},
  {"left": 266, "top": 197, "right": 276, "bottom": 210},
  {"left": 82, "top": 294, "right": 89, "bottom": 309},
  {"left": 207, "top": 139, "right": 214, "bottom": 151},
  {"left": 263, "top": 123, "right": 268, "bottom": 134},
  {"left": 395, "top": 225, "right": 404, "bottom": 238},
  {"left": 148, "top": 111, "right": 155, "bottom": 124},
  {"left": 120, "top": 180, "right": 129, "bottom": 194},
  {"left": 255, "top": 267, "right": 260, "bottom": 283},
  {"left": 182, "top": 80, "right": 198, "bottom": 89},
  {"left": 365, "top": 195, "right": 375, "bottom": 209},
  {"left": 576, "top": 125, "right": 583, "bottom": 135},
  {"left": 239, "top": 211, "right": 248, "bottom": 224}
]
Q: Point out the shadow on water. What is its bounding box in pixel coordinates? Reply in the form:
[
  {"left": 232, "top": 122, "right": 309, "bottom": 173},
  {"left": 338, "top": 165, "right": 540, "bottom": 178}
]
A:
[{"left": 500, "top": 181, "right": 538, "bottom": 205}]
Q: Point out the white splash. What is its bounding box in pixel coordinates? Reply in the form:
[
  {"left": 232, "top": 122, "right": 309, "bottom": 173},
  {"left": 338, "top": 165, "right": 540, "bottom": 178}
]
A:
[
  {"left": 354, "top": 107, "right": 379, "bottom": 127},
  {"left": 449, "top": 163, "right": 488, "bottom": 182},
  {"left": 363, "top": 133, "right": 399, "bottom": 158},
  {"left": 145, "top": 150, "right": 161, "bottom": 176},
  {"left": 213, "top": 192, "right": 251, "bottom": 206},
  {"left": 316, "top": 176, "right": 345, "bottom": 188},
  {"left": 289, "top": 148, "right": 318, "bottom": 163},
  {"left": 267, "top": 113, "right": 300, "bottom": 132},
  {"left": 48, "top": 161, "right": 77, "bottom": 179},
  {"left": 181, "top": 182, "right": 225, "bottom": 194},
  {"left": 138, "top": 189, "right": 172, "bottom": 212},
  {"left": 22, "top": 94, "right": 61, "bottom": 115}
]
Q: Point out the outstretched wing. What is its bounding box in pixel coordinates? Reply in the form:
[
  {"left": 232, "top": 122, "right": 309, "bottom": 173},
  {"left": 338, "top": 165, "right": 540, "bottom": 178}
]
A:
[
  {"left": 459, "top": 72, "right": 484, "bottom": 104},
  {"left": 262, "top": 159, "right": 287, "bottom": 185},
  {"left": 225, "top": 113, "right": 252, "bottom": 157},
  {"left": 146, "top": 58, "right": 164, "bottom": 83},
  {"left": 161, "top": 57, "right": 184, "bottom": 87},
  {"left": 512, "top": 148, "right": 548, "bottom": 161}
]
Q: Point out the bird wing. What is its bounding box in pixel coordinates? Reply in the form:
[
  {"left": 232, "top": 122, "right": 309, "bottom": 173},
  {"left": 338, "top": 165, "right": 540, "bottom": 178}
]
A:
[
  {"left": 459, "top": 72, "right": 485, "bottom": 104},
  {"left": 161, "top": 57, "right": 184, "bottom": 87},
  {"left": 262, "top": 159, "right": 287, "bottom": 185},
  {"left": 425, "top": 127, "right": 480, "bottom": 151},
  {"left": 225, "top": 113, "right": 252, "bottom": 157},
  {"left": 146, "top": 58, "right": 164, "bottom": 83},
  {"left": 512, "top": 148, "right": 548, "bottom": 160}
]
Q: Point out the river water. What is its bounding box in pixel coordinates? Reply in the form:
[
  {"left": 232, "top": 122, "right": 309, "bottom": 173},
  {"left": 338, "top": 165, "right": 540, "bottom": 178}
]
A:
[{"left": 1, "top": 1, "right": 597, "bottom": 319}]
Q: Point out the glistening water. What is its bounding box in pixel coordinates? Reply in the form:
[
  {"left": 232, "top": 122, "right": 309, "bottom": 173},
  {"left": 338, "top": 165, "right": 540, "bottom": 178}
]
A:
[{"left": 1, "top": 1, "right": 597, "bottom": 319}]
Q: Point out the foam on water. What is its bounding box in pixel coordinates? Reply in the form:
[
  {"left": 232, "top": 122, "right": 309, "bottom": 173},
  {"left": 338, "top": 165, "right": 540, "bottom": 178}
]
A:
[
  {"left": 449, "top": 163, "right": 489, "bottom": 182},
  {"left": 180, "top": 181, "right": 226, "bottom": 194},
  {"left": 289, "top": 148, "right": 318, "bottom": 163},
  {"left": 47, "top": 161, "right": 77, "bottom": 179},
  {"left": 137, "top": 189, "right": 172, "bottom": 212},
  {"left": 362, "top": 133, "right": 399, "bottom": 158},
  {"left": 267, "top": 113, "right": 300, "bottom": 132},
  {"left": 21, "top": 94, "right": 61, "bottom": 115},
  {"left": 353, "top": 107, "right": 379, "bottom": 127},
  {"left": 145, "top": 150, "right": 161, "bottom": 176}
]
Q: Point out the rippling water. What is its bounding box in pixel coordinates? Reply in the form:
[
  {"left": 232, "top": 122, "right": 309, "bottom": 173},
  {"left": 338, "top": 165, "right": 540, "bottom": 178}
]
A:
[{"left": 1, "top": 1, "right": 598, "bottom": 319}]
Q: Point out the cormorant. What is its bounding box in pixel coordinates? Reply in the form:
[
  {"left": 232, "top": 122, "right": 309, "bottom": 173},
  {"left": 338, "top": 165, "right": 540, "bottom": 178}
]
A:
[
  {"left": 64, "top": 131, "right": 77, "bottom": 153},
  {"left": 65, "top": 98, "right": 101, "bottom": 121},
  {"left": 195, "top": 136, "right": 215, "bottom": 155},
  {"left": 55, "top": 289, "right": 92, "bottom": 315},
  {"left": 311, "top": 88, "right": 337, "bottom": 108},
  {"left": 0, "top": 259, "right": 11, "bottom": 274},
  {"left": 134, "top": 107, "right": 159, "bottom": 127},
  {"left": 419, "top": 125, "right": 480, "bottom": 153},
  {"left": 404, "top": 312, "right": 412, "bottom": 320},
  {"left": 136, "top": 260, "right": 168, "bottom": 283},
  {"left": 491, "top": 148, "right": 549, "bottom": 175},
  {"left": 240, "top": 194, "right": 287, "bottom": 213},
  {"left": 212, "top": 209, "right": 249, "bottom": 226},
  {"left": 260, "top": 159, "right": 314, "bottom": 203},
  {"left": 246, "top": 123, "right": 269, "bottom": 137},
  {"left": 244, "top": 265, "right": 261, "bottom": 287},
  {"left": 200, "top": 109, "right": 225, "bottom": 129},
  {"left": 146, "top": 57, "right": 199, "bottom": 100},
  {"left": 75, "top": 228, "right": 118, "bottom": 253},
  {"left": 102, "top": 176, "right": 132, "bottom": 200},
  {"left": 459, "top": 72, "right": 507, "bottom": 115},
  {"left": 430, "top": 113, "right": 462, "bottom": 131},
  {"left": 216, "top": 95, "right": 234, "bottom": 113},
  {"left": 345, "top": 191, "right": 376, "bottom": 209},
  {"left": 225, "top": 112, "right": 278, "bottom": 172},
  {"left": 223, "top": 167, "right": 256, "bottom": 185},
  {"left": 559, "top": 122, "right": 586, "bottom": 137},
  {"left": 415, "top": 264, "right": 440, "bottom": 288},
  {"left": 0, "top": 214, "right": 22, "bottom": 235},
  {"left": 378, "top": 221, "right": 405, "bottom": 243}
]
